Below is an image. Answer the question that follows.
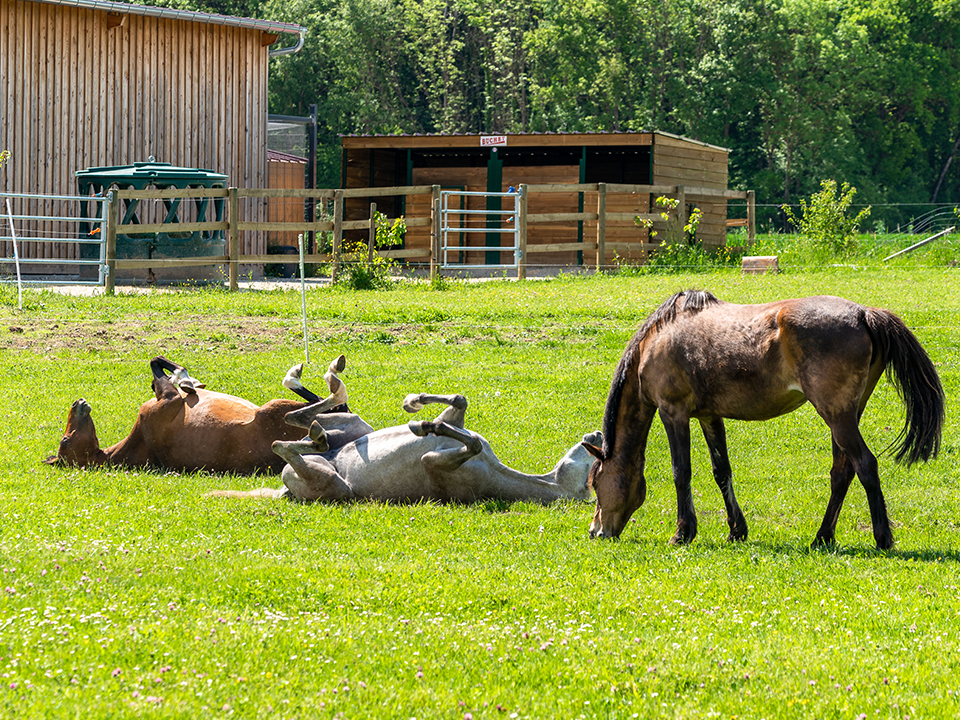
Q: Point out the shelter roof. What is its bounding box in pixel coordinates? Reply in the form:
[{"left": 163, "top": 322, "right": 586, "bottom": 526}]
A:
[
  {"left": 268, "top": 150, "right": 308, "bottom": 163},
  {"left": 28, "top": 0, "right": 305, "bottom": 36},
  {"left": 340, "top": 130, "right": 730, "bottom": 154}
]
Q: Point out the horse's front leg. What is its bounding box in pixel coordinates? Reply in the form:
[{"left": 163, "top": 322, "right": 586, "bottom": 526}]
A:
[
  {"left": 661, "top": 412, "right": 696, "bottom": 544},
  {"left": 407, "top": 420, "right": 482, "bottom": 473},
  {"left": 403, "top": 394, "right": 468, "bottom": 428},
  {"left": 699, "top": 417, "right": 747, "bottom": 542}
]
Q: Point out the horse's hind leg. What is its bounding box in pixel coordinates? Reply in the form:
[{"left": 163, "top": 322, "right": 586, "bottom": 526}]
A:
[
  {"left": 699, "top": 418, "right": 747, "bottom": 542},
  {"left": 283, "top": 354, "right": 348, "bottom": 408},
  {"left": 821, "top": 414, "right": 891, "bottom": 550},
  {"left": 812, "top": 438, "right": 856, "bottom": 548},
  {"left": 272, "top": 432, "right": 353, "bottom": 501},
  {"left": 403, "top": 393, "right": 468, "bottom": 428},
  {"left": 284, "top": 356, "right": 352, "bottom": 423}
]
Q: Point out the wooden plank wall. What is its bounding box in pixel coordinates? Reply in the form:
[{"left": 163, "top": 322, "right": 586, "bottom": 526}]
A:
[
  {"left": 497, "top": 165, "right": 579, "bottom": 266},
  {"left": 582, "top": 190, "right": 651, "bottom": 266},
  {"left": 266, "top": 159, "right": 306, "bottom": 247},
  {"left": 409, "top": 166, "right": 486, "bottom": 262},
  {"left": 0, "top": 0, "right": 269, "bottom": 260},
  {"left": 652, "top": 134, "right": 729, "bottom": 249}
]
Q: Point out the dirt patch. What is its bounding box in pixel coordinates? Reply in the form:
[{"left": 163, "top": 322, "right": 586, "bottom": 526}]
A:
[
  {"left": 2, "top": 314, "right": 608, "bottom": 353},
  {"left": 1, "top": 316, "right": 311, "bottom": 353}
]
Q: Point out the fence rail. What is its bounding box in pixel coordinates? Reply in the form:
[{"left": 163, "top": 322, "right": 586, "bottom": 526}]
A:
[{"left": 84, "top": 182, "right": 755, "bottom": 292}]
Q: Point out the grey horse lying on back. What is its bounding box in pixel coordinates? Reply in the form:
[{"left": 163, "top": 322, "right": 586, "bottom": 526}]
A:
[{"left": 210, "top": 392, "right": 601, "bottom": 504}]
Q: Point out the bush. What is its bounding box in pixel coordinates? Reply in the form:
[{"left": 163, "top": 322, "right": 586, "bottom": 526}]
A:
[
  {"left": 782, "top": 179, "right": 871, "bottom": 256},
  {"left": 337, "top": 212, "right": 405, "bottom": 290}
]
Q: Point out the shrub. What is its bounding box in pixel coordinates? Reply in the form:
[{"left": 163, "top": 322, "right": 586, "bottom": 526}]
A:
[
  {"left": 782, "top": 179, "right": 871, "bottom": 256},
  {"left": 337, "top": 212, "right": 405, "bottom": 290}
]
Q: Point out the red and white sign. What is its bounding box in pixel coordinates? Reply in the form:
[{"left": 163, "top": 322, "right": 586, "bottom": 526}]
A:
[{"left": 480, "top": 135, "right": 508, "bottom": 147}]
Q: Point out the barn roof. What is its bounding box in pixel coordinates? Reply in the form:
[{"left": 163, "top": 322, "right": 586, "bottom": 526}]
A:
[{"left": 29, "top": 0, "right": 305, "bottom": 37}]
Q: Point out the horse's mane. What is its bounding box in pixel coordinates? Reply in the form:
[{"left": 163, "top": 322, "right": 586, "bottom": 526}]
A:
[{"left": 601, "top": 290, "right": 719, "bottom": 457}]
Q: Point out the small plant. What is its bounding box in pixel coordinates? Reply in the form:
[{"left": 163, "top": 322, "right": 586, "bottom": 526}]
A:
[
  {"left": 0, "top": 150, "right": 10, "bottom": 166},
  {"left": 782, "top": 179, "right": 871, "bottom": 256},
  {"left": 337, "top": 212, "right": 405, "bottom": 290},
  {"left": 631, "top": 195, "right": 710, "bottom": 273},
  {"left": 635, "top": 196, "right": 703, "bottom": 242}
]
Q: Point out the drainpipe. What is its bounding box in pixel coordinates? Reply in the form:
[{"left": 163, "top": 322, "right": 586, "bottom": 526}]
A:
[{"left": 269, "top": 29, "right": 306, "bottom": 57}]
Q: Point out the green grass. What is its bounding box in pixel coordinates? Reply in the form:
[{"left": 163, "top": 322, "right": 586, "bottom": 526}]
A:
[{"left": 1, "top": 267, "right": 960, "bottom": 718}]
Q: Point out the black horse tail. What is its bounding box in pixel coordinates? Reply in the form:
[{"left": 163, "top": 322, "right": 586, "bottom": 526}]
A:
[{"left": 864, "top": 308, "right": 945, "bottom": 465}]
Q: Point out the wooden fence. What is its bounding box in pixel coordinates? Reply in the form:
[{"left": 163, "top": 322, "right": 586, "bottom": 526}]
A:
[{"left": 101, "top": 183, "right": 755, "bottom": 293}]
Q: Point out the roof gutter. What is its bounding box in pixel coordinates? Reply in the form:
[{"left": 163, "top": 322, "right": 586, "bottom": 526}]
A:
[
  {"left": 268, "top": 29, "right": 306, "bottom": 57},
  {"left": 34, "top": 0, "right": 306, "bottom": 54}
]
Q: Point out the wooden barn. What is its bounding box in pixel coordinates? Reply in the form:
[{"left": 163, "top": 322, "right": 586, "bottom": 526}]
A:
[
  {"left": 0, "top": 0, "right": 305, "bottom": 269},
  {"left": 340, "top": 132, "right": 731, "bottom": 268}
]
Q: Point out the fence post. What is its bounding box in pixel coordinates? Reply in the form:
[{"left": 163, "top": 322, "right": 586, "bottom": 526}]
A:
[
  {"left": 332, "top": 190, "right": 343, "bottom": 282},
  {"left": 104, "top": 191, "right": 118, "bottom": 296},
  {"left": 747, "top": 190, "right": 756, "bottom": 245},
  {"left": 228, "top": 187, "right": 240, "bottom": 291},
  {"left": 596, "top": 182, "right": 607, "bottom": 273},
  {"left": 430, "top": 185, "right": 441, "bottom": 282},
  {"left": 517, "top": 184, "right": 528, "bottom": 280},
  {"left": 367, "top": 202, "right": 377, "bottom": 263},
  {"left": 676, "top": 185, "right": 686, "bottom": 235}
]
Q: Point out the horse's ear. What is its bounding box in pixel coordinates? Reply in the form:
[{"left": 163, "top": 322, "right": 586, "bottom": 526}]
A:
[{"left": 581, "top": 442, "right": 603, "bottom": 460}]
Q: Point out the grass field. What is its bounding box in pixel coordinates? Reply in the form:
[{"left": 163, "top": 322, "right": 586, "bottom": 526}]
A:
[{"left": 1, "top": 267, "right": 959, "bottom": 718}]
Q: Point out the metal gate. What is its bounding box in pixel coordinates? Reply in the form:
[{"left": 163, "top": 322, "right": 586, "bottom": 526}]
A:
[
  {"left": 441, "top": 189, "right": 521, "bottom": 270},
  {"left": 1, "top": 191, "right": 109, "bottom": 287}
]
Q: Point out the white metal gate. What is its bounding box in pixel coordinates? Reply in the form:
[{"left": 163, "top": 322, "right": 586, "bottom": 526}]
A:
[
  {"left": 441, "top": 189, "right": 521, "bottom": 270},
  {"left": 1, "top": 191, "right": 109, "bottom": 287}
]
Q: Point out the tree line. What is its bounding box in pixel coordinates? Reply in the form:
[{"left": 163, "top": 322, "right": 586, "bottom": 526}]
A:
[{"left": 153, "top": 0, "right": 960, "bottom": 228}]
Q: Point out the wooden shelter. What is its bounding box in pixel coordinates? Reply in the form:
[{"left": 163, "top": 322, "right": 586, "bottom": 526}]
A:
[
  {"left": 340, "top": 132, "right": 732, "bottom": 267},
  {"left": 0, "top": 0, "right": 305, "bottom": 267}
]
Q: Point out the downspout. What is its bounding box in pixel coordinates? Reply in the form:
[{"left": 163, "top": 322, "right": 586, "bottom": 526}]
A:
[{"left": 269, "top": 29, "right": 306, "bottom": 57}]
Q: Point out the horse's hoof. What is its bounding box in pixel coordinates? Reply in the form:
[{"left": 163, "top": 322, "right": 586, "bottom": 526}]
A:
[
  {"left": 330, "top": 354, "right": 346, "bottom": 374},
  {"left": 407, "top": 420, "right": 431, "bottom": 437},
  {"left": 403, "top": 394, "right": 425, "bottom": 413},
  {"left": 811, "top": 535, "right": 835, "bottom": 550},
  {"left": 728, "top": 525, "right": 748, "bottom": 542},
  {"left": 308, "top": 421, "right": 330, "bottom": 452},
  {"left": 283, "top": 364, "right": 305, "bottom": 390}
]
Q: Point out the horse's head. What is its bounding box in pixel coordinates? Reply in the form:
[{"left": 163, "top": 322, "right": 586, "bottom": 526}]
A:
[
  {"left": 553, "top": 431, "right": 604, "bottom": 500},
  {"left": 582, "top": 442, "right": 647, "bottom": 539},
  {"left": 45, "top": 398, "right": 103, "bottom": 467}
]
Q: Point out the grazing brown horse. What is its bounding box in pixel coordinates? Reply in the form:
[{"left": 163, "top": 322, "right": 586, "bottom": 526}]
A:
[
  {"left": 48, "top": 355, "right": 373, "bottom": 474},
  {"left": 583, "top": 290, "right": 945, "bottom": 550}
]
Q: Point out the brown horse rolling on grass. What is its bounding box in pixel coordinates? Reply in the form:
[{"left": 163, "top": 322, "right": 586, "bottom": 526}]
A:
[
  {"left": 48, "top": 355, "right": 372, "bottom": 474},
  {"left": 583, "top": 290, "right": 945, "bottom": 550}
]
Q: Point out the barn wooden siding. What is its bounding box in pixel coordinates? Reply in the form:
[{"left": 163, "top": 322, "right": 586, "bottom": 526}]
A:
[
  {"left": 341, "top": 132, "right": 731, "bottom": 268},
  {"left": 0, "top": 0, "right": 271, "bottom": 260}
]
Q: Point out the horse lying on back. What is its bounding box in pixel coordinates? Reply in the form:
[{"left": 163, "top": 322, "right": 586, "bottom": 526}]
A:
[
  {"left": 585, "top": 290, "right": 945, "bottom": 550},
  {"left": 209, "top": 393, "right": 602, "bottom": 504},
  {"left": 47, "top": 355, "right": 373, "bottom": 474}
]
